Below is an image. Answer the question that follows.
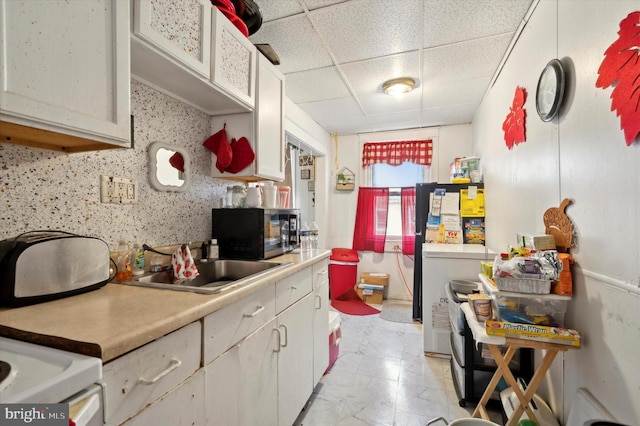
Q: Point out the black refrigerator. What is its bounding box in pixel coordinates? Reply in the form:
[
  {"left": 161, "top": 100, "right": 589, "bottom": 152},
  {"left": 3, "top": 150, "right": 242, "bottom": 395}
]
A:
[{"left": 412, "top": 182, "right": 485, "bottom": 320}]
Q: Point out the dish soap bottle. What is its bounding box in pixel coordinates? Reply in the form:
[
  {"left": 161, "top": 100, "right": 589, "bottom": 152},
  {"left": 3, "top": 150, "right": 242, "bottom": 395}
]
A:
[
  {"left": 131, "top": 243, "right": 145, "bottom": 276},
  {"left": 115, "top": 240, "right": 132, "bottom": 281}
]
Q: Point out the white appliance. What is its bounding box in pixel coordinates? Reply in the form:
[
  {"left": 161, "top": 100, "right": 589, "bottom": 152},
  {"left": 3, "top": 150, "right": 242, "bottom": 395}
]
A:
[
  {"left": 0, "top": 336, "right": 103, "bottom": 426},
  {"left": 422, "top": 243, "right": 495, "bottom": 354}
]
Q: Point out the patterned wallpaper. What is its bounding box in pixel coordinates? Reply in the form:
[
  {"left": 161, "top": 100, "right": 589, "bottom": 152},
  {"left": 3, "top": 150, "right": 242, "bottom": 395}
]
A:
[{"left": 0, "top": 80, "right": 228, "bottom": 249}]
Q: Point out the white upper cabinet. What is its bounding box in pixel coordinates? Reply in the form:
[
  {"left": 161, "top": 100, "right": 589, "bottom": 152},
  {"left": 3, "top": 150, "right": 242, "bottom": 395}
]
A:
[
  {"left": 132, "top": 0, "right": 212, "bottom": 78},
  {"left": 0, "top": 0, "right": 131, "bottom": 152},
  {"left": 211, "top": 7, "right": 256, "bottom": 107},
  {"left": 210, "top": 53, "right": 285, "bottom": 182},
  {"left": 255, "top": 53, "right": 286, "bottom": 181},
  {"left": 131, "top": 0, "right": 255, "bottom": 114}
]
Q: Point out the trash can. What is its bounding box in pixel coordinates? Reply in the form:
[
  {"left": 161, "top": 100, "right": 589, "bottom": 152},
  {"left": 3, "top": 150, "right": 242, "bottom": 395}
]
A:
[{"left": 329, "top": 248, "right": 359, "bottom": 298}]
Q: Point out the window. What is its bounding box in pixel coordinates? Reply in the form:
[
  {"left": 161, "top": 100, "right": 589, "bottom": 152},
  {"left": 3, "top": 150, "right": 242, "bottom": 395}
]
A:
[{"left": 371, "top": 162, "right": 428, "bottom": 238}]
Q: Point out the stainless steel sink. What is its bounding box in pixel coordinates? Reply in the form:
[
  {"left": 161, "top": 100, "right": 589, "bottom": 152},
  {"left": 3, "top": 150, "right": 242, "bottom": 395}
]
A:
[{"left": 116, "top": 259, "right": 289, "bottom": 294}]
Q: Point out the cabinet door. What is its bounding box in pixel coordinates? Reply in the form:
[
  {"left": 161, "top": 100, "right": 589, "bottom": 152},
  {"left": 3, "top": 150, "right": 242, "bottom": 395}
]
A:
[
  {"left": 211, "top": 7, "right": 256, "bottom": 108},
  {"left": 205, "top": 345, "right": 240, "bottom": 426},
  {"left": 312, "top": 261, "right": 330, "bottom": 386},
  {"left": 255, "top": 53, "right": 285, "bottom": 181},
  {"left": 238, "top": 318, "right": 279, "bottom": 426},
  {"left": 123, "top": 370, "right": 205, "bottom": 426},
  {"left": 133, "top": 0, "right": 211, "bottom": 78},
  {"left": 277, "top": 293, "right": 314, "bottom": 426},
  {"left": 0, "top": 0, "right": 130, "bottom": 150},
  {"left": 206, "top": 318, "right": 279, "bottom": 426}
]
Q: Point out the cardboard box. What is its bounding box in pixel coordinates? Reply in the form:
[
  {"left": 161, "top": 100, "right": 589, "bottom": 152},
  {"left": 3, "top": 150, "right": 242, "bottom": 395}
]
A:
[
  {"left": 356, "top": 286, "right": 384, "bottom": 304},
  {"left": 359, "top": 272, "right": 389, "bottom": 286},
  {"left": 485, "top": 320, "right": 581, "bottom": 347}
]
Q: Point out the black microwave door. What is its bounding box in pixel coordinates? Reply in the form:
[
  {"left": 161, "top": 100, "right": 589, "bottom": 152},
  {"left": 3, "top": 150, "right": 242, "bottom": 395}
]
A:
[{"left": 213, "top": 209, "right": 264, "bottom": 259}]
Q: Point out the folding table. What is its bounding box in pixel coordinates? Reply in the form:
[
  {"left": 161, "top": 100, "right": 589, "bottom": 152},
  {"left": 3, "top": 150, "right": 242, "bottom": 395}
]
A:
[{"left": 461, "top": 303, "right": 579, "bottom": 426}]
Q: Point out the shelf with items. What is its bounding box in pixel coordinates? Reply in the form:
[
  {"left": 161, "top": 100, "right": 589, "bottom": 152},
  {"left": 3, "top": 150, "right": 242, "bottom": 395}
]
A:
[{"left": 335, "top": 167, "right": 355, "bottom": 191}]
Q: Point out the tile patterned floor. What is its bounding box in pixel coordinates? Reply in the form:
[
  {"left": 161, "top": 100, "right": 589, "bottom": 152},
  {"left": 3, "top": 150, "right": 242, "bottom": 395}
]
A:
[{"left": 294, "top": 301, "right": 503, "bottom": 426}]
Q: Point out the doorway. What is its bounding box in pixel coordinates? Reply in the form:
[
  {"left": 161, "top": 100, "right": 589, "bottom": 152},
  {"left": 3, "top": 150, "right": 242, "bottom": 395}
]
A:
[{"left": 285, "top": 134, "right": 315, "bottom": 227}]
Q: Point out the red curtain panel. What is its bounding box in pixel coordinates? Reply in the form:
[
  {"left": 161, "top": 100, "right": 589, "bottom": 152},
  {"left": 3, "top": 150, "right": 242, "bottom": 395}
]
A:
[{"left": 352, "top": 187, "right": 389, "bottom": 253}]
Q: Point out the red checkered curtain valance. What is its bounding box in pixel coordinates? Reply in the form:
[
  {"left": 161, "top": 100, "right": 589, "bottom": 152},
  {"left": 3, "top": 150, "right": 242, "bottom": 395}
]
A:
[{"left": 362, "top": 140, "right": 433, "bottom": 167}]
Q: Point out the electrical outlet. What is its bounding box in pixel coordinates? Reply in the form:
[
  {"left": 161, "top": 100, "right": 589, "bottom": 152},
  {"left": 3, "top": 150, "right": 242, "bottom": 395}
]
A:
[{"left": 100, "top": 175, "right": 138, "bottom": 204}]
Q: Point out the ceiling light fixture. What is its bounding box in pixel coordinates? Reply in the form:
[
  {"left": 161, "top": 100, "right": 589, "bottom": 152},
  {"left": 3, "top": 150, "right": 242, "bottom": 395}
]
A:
[{"left": 382, "top": 77, "right": 416, "bottom": 98}]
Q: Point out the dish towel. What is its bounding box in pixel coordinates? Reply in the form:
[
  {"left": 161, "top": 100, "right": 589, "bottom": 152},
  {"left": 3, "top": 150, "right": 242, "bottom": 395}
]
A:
[{"left": 171, "top": 245, "right": 199, "bottom": 283}]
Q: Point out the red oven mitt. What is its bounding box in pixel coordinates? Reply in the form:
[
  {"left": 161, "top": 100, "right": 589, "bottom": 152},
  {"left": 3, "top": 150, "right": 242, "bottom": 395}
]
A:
[
  {"left": 203, "top": 125, "right": 233, "bottom": 173},
  {"left": 225, "top": 137, "right": 255, "bottom": 173},
  {"left": 168, "top": 152, "right": 185, "bottom": 173}
]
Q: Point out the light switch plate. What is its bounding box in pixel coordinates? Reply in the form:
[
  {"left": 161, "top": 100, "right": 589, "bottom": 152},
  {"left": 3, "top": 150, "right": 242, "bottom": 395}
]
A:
[{"left": 100, "top": 175, "right": 138, "bottom": 204}]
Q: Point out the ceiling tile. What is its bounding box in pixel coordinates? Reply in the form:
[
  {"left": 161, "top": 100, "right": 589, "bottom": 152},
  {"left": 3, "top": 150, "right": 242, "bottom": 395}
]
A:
[
  {"left": 340, "top": 51, "right": 420, "bottom": 97},
  {"left": 366, "top": 110, "right": 424, "bottom": 132},
  {"left": 309, "top": 0, "right": 423, "bottom": 64},
  {"left": 303, "top": 0, "right": 352, "bottom": 11},
  {"left": 422, "top": 33, "right": 512, "bottom": 84},
  {"left": 358, "top": 90, "right": 422, "bottom": 115},
  {"left": 297, "top": 97, "right": 363, "bottom": 122},
  {"left": 420, "top": 103, "right": 479, "bottom": 127},
  {"left": 424, "top": 0, "right": 533, "bottom": 47},
  {"left": 253, "top": 0, "right": 303, "bottom": 22},
  {"left": 285, "top": 67, "right": 351, "bottom": 103},
  {"left": 249, "top": 16, "right": 333, "bottom": 74},
  {"left": 422, "top": 77, "right": 490, "bottom": 108}
]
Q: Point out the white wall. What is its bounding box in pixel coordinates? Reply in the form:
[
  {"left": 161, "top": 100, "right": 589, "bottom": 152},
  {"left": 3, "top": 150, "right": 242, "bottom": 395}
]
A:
[
  {"left": 473, "top": 1, "right": 639, "bottom": 423},
  {"left": 328, "top": 125, "right": 473, "bottom": 301}
]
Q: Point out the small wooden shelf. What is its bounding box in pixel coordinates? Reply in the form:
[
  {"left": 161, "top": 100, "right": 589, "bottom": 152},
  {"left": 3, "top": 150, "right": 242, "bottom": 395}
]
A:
[{"left": 336, "top": 167, "right": 355, "bottom": 191}]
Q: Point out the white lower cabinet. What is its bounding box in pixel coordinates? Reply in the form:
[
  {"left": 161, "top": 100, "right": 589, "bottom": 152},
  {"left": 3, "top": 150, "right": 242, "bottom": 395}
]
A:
[
  {"left": 122, "top": 370, "right": 205, "bottom": 426},
  {"left": 276, "top": 293, "right": 315, "bottom": 426},
  {"left": 102, "top": 322, "right": 201, "bottom": 425},
  {"left": 204, "top": 263, "right": 322, "bottom": 426},
  {"left": 312, "top": 260, "right": 330, "bottom": 386}
]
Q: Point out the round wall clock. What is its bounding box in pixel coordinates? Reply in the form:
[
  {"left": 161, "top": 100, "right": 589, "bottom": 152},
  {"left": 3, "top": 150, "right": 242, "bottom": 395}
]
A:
[{"left": 536, "top": 59, "right": 565, "bottom": 122}]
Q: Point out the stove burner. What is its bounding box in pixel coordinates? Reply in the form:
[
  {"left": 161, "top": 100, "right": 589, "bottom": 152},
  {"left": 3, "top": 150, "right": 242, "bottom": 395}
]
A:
[{"left": 0, "top": 360, "right": 18, "bottom": 393}]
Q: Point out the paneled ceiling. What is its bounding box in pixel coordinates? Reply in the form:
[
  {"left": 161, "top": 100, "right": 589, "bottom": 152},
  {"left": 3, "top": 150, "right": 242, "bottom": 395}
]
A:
[{"left": 248, "top": 0, "right": 534, "bottom": 136}]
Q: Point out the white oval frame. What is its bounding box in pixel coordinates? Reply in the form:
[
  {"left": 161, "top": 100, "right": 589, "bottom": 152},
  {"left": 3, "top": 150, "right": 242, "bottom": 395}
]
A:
[{"left": 148, "top": 142, "right": 191, "bottom": 192}]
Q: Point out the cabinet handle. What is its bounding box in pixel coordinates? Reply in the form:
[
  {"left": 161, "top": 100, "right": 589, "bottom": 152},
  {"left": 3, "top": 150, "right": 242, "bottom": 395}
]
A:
[
  {"left": 317, "top": 269, "right": 328, "bottom": 276},
  {"left": 273, "top": 327, "right": 281, "bottom": 352},
  {"left": 315, "top": 294, "right": 322, "bottom": 309},
  {"left": 279, "top": 324, "right": 288, "bottom": 348},
  {"left": 243, "top": 305, "right": 265, "bottom": 318},
  {"left": 291, "top": 286, "right": 297, "bottom": 291},
  {"left": 138, "top": 358, "right": 181, "bottom": 385}
]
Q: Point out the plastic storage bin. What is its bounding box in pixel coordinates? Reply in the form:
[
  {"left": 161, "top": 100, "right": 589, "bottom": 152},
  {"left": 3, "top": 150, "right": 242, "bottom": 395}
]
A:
[
  {"left": 326, "top": 311, "right": 341, "bottom": 373},
  {"left": 329, "top": 248, "right": 359, "bottom": 298},
  {"left": 491, "top": 294, "right": 568, "bottom": 327}
]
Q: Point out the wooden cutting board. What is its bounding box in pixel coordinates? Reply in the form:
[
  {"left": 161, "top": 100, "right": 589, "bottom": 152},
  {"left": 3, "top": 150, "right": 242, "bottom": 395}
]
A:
[{"left": 543, "top": 198, "right": 573, "bottom": 252}]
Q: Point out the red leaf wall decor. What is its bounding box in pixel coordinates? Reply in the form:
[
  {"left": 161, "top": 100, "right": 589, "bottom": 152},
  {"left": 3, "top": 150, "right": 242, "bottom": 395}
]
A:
[
  {"left": 502, "top": 86, "right": 527, "bottom": 149},
  {"left": 596, "top": 11, "right": 640, "bottom": 146}
]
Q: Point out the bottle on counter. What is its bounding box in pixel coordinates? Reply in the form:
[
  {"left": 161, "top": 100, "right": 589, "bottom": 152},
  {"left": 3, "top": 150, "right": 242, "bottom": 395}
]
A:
[
  {"left": 300, "top": 222, "right": 310, "bottom": 252},
  {"left": 115, "top": 240, "right": 132, "bottom": 281},
  {"left": 309, "top": 221, "right": 319, "bottom": 250},
  {"left": 131, "top": 242, "right": 145, "bottom": 276},
  {"left": 208, "top": 239, "right": 219, "bottom": 260},
  {"left": 225, "top": 186, "right": 234, "bottom": 208}
]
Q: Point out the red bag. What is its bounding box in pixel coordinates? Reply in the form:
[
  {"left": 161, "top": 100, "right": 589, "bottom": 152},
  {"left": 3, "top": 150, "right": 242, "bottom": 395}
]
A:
[
  {"left": 203, "top": 125, "right": 233, "bottom": 173},
  {"left": 225, "top": 137, "right": 255, "bottom": 173}
]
